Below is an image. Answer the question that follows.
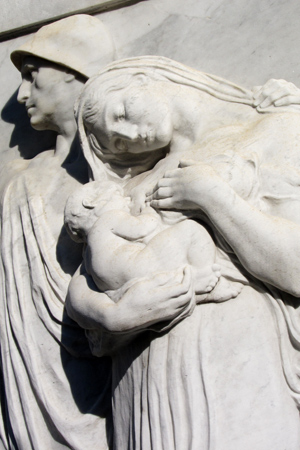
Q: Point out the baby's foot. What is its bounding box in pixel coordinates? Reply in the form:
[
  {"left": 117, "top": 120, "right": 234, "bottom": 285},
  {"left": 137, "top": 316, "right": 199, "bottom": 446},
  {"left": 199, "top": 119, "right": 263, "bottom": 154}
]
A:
[
  {"left": 210, "top": 278, "right": 243, "bottom": 302},
  {"left": 194, "top": 263, "right": 221, "bottom": 294}
]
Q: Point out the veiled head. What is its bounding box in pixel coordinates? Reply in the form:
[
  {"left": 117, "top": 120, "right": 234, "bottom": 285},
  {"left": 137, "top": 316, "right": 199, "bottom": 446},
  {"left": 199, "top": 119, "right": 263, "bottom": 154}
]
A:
[
  {"left": 80, "top": 72, "right": 173, "bottom": 157},
  {"left": 76, "top": 56, "right": 254, "bottom": 180}
]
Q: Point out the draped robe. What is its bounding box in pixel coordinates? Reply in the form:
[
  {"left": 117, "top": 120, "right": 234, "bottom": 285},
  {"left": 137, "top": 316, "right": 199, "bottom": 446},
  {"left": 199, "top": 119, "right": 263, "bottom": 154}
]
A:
[{"left": 0, "top": 162, "right": 112, "bottom": 450}]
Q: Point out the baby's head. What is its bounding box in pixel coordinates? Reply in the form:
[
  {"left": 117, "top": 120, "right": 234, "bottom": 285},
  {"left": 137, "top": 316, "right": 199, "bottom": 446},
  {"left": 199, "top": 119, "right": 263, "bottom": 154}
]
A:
[{"left": 64, "top": 180, "right": 127, "bottom": 242}]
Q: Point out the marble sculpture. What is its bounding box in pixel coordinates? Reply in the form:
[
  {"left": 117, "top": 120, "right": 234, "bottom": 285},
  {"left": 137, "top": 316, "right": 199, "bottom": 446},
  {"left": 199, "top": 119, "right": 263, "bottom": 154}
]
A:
[
  {"left": 1, "top": 12, "right": 300, "bottom": 450},
  {"left": 0, "top": 14, "right": 116, "bottom": 450}
]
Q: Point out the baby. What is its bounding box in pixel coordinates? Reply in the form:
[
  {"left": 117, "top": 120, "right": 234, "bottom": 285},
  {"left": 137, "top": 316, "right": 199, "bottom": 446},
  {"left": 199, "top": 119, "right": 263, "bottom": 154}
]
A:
[{"left": 64, "top": 180, "right": 230, "bottom": 304}]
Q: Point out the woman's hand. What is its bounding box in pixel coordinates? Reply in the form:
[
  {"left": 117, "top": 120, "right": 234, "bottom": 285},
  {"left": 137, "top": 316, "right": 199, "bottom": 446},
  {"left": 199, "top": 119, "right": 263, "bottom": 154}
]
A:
[
  {"left": 253, "top": 79, "right": 300, "bottom": 108},
  {"left": 67, "top": 264, "right": 195, "bottom": 334},
  {"left": 108, "top": 266, "right": 195, "bottom": 333},
  {"left": 146, "top": 159, "right": 223, "bottom": 212}
]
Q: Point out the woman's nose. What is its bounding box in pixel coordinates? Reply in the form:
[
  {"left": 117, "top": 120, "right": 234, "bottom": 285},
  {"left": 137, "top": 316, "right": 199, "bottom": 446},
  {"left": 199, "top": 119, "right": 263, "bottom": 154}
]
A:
[
  {"left": 115, "top": 124, "right": 138, "bottom": 141},
  {"left": 17, "top": 79, "right": 31, "bottom": 104}
]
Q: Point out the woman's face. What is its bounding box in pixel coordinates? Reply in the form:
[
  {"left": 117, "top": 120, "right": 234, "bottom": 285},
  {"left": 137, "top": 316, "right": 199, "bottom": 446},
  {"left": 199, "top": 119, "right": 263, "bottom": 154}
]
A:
[{"left": 91, "top": 81, "right": 173, "bottom": 155}]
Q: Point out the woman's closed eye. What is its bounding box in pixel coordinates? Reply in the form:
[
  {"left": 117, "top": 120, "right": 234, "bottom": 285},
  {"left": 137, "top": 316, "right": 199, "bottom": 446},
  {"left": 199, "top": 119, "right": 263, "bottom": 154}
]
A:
[{"left": 114, "top": 105, "right": 126, "bottom": 121}]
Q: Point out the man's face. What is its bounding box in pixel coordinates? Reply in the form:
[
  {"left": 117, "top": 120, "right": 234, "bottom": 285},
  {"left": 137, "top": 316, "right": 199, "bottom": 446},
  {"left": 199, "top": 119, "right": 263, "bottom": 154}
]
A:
[{"left": 17, "top": 56, "right": 71, "bottom": 131}]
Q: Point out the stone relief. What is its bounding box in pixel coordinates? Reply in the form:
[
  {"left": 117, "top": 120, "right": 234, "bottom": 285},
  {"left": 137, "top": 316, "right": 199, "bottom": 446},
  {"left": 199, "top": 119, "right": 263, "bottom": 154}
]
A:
[
  {"left": 1, "top": 11, "right": 300, "bottom": 450},
  {"left": 0, "top": 14, "right": 116, "bottom": 450},
  {"left": 65, "top": 56, "right": 300, "bottom": 449}
]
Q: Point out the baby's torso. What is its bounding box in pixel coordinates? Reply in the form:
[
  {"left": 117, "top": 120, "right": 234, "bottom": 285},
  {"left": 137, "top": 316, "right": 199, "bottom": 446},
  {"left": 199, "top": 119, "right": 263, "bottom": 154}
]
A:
[{"left": 85, "top": 214, "right": 214, "bottom": 292}]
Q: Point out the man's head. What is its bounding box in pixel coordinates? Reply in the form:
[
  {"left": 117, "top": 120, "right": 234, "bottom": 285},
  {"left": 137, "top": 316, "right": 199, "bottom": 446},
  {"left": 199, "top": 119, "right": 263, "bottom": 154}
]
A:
[
  {"left": 16, "top": 56, "right": 87, "bottom": 131},
  {"left": 11, "top": 15, "right": 116, "bottom": 132}
]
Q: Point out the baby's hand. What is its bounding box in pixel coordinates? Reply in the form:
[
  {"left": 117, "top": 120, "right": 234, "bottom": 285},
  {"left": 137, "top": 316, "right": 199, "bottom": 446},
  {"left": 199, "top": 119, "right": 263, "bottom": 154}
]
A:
[
  {"left": 253, "top": 79, "right": 300, "bottom": 108},
  {"left": 130, "top": 185, "right": 148, "bottom": 215},
  {"left": 115, "top": 266, "right": 196, "bottom": 331},
  {"left": 146, "top": 159, "right": 222, "bottom": 211}
]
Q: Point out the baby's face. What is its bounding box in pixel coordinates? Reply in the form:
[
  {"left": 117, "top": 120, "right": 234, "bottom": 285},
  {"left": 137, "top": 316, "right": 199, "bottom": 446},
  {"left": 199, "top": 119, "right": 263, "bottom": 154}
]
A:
[{"left": 65, "top": 211, "right": 91, "bottom": 243}]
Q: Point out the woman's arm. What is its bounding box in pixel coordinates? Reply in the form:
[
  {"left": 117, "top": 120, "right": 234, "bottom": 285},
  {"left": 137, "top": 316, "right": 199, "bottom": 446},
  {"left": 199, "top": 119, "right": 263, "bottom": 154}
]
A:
[
  {"left": 66, "top": 263, "right": 195, "bottom": 333},
  {"left": 147, "top": 160, "right": 300, "bottom": 297}
]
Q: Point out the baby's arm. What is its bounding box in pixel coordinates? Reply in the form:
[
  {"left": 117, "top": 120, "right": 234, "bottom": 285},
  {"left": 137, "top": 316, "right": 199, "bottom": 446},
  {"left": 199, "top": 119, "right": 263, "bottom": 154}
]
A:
[{"left": 108, "top": 210, "right": 159, "bottom": 241}]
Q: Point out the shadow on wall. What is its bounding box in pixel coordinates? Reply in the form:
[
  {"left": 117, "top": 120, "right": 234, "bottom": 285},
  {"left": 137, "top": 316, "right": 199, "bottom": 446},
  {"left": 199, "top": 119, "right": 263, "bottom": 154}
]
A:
[
  {"left": 1, "top": 89, "right": 56, "bottom": 160},
  {"left": 60, "top": 309, "right": 113, "bottom": 446}
]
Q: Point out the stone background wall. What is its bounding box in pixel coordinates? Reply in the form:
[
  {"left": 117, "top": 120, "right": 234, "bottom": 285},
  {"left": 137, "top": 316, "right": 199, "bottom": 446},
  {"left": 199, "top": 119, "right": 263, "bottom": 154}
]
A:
[{"left": 1, "top": 0, "right": 300, "bottom": 164}]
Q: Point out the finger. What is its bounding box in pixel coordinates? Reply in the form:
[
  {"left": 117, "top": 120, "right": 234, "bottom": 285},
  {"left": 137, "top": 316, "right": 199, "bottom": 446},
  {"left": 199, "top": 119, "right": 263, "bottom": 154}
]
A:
[
  {"left": 146, "top": 190, "right": 169, "bottom": 203},
  {"left": 254, "top": 80, "right": 300, "bottom": 108},
  {"left": 168, "top": 266, "right": 193, "bottom": 300},
  {"left": 172, "top": 292, "right": 193, "bottom": 309},
  {"left": 153, "top": 178, "right": 173, "bottom": 191},
  {"left": 168, "top": 281, "right": 194, "bottom": 308},
  {"left": 163, "top": 169, "right": 181, "bottom": 179},
  {"left": 145, "top": 186, "right": 157, "bottom": 198},
  {"left": 258, "top": 87, "right": 294, "bottom": 108},
  {"left": 159, "top": 299, "right": 191, "bottom": 321},
  {"left": 253, "top": 82, "right": 278, "bottom": 106},
  {"left": 255, "top": 86, "right": 281, "bottom": 108},
  {"left": 146, "top": 190, "right": 164, "bottom": 203},
  {"left": 254, "top": 78, "right": 281, "bottom": 95},
  {"left": 150, "top": 198, "right": 176, "bottom": 210},
  {"left": 274, "top": 94, "right": 300, "bottom": 107},
  {"left": 146, "top": 178, "right": 172, "bottom": 198},
  {"left": 151, "top": 186, "right": 173, "bottom": 200},
  {"left": 273, "top": 96, "right": 291, "bottom": 107},
  {"left": 173, "top": 283, "right": 195, "bottom": 310},
  {"left": 259, "top": 96, "right": 276, "bottom": 109},
  {"left": 181, "top": 265, "right": 192, "bottom": 289},
  {"left": 156, "top": 178, "right": 171, "bottom": 187},
  {"left": 253, "top": 89, "right": 267, "bottom": 107}
]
